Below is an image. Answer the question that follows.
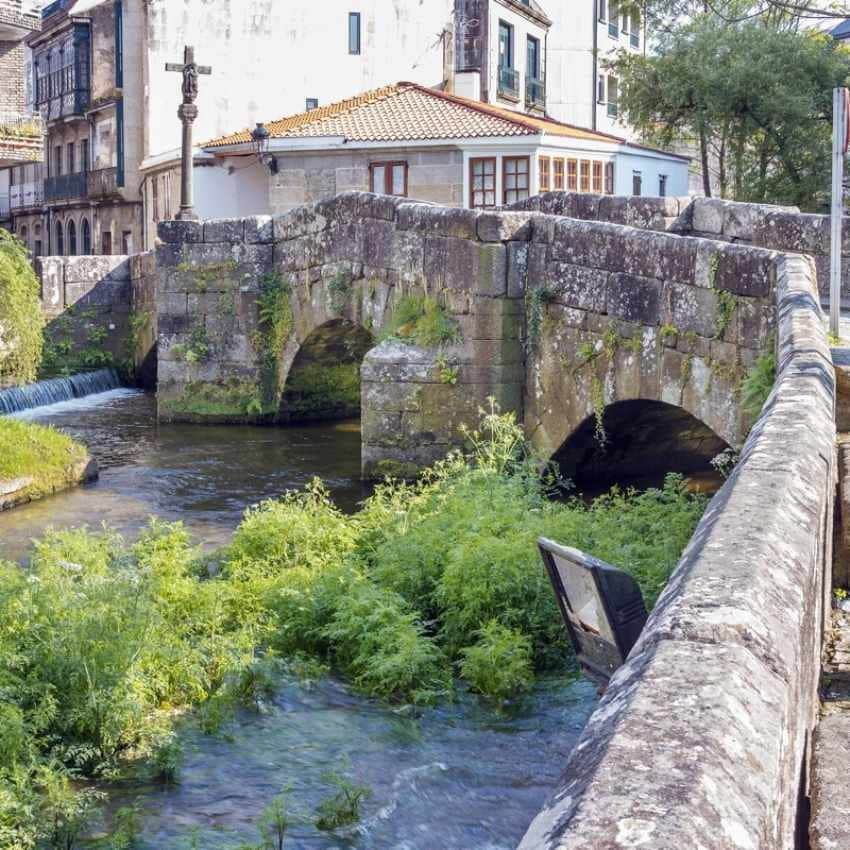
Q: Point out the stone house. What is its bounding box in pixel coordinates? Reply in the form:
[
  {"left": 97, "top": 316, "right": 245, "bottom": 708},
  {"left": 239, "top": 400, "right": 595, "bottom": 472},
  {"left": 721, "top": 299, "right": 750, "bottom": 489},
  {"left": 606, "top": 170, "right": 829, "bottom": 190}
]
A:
[
  {"left": 140, "top": 81, "right": 688, "bottom": 235},
  {"left": 0, "top": 0, "right": 42, "bottom": 230}
]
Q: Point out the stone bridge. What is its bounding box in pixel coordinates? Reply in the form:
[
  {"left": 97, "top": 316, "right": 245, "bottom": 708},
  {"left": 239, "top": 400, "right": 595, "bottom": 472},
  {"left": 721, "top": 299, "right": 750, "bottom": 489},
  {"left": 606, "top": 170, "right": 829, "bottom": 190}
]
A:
[
  {"left": 155, "top": 192, "right": 776, "bottom": 485},
  {"left": 154, "top": 191, "right": 836, "bottom": 849}
]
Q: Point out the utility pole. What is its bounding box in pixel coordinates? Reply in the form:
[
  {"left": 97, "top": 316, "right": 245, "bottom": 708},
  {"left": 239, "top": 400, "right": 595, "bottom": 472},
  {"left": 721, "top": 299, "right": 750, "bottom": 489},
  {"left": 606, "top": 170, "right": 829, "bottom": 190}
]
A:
[
  {"left": 165, "top": 46, "right": 212, "bottom": 221},
  {"left": 830, "top": 87, "right": 848, "bottom": 338}
]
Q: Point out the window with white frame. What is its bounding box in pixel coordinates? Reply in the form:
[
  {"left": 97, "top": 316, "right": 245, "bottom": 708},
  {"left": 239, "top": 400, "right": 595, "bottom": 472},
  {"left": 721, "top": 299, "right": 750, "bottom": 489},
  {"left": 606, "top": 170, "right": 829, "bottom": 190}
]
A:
[
  {"left": 607, "top": 75, "right": 618, "bottom": 117},
  {"left": 598, "top": 0, "right": 607, "bottom": 22}
]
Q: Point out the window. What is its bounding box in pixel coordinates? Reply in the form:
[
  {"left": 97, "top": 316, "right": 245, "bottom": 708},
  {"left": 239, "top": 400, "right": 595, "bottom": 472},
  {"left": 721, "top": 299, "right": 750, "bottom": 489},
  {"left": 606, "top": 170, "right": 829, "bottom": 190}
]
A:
[
  {"left": 19, "top": 225, "right": 27, "bottom": 244},
  {"left": 580, "top": 160, "right": 591, "bottom": 192},
  {"left": 369, "top": 161, "right": 408, "bottom": 196},
  {"left": 152, "top": 176, "right": 159, "bottom": 222},
  {"left": 553, "top": 158, "right": 565, "bottom": 190},
  {"left": 67, "top": 142, "right": 75, "bottom": 174},
  {"left": 68, "top": 219, "right": 77, "bottom": 255},
  {"left": 539, "top": 156, "right": 551, "bottom": 192},
  {"left": 470, "top": 157, "right": 497, "bottom": 209},
  {"left": 348, "top": 12, "right": 361, "bottom": 54},
  {"left": 527, "top": 35, "right": 540, "bottom": 80},
  {"left": 503, "top": 156, "right": 530, "bottom": 204},
  {"left": 81, "top": 138, "right": 89, "bottom": 172},
  {"left": 81, "top": 217, "right": 91, "bottom": 254},
  {"left": 306, "top": 98, "right": 319, "bottom": 110},
  {"left": 621, "top": 12, "right": 629, "bottom": 33},
  {"left": 592, "top": 161, "right": 603, "bottom": 193},
  {"left": 499, "top": 21, "right": 513, "bottom": 68},
  {"left": 53, "top": 145, "right": 62, "bottom": 177},
  {"left": 55, "top": 220, "right": 64, "bottom": 255},
  {"left": 630, "top": 11, "right": 640, "bottom": 47},
  {"left": 567, "top": 159, "right": 578, "bottom": 191},
  {"left": 608, "top": 2, "right": 618, "bottom": 37},
  {"left": 598, "top": 0, "right": 607, "bottom": 21},
  {"left": 34, "top": 240, "right": 42, "bottom": 257},
  {"left": 122, "top": 231, "right": 132, "bottom": 254},
  {"left": 102, "top": 230, "right": 112, "bottom": 255},
  {"left": 605, "top": 162, "right": 615, "bottom": 194},
  {"left": 632, "top": 171, "right": 642, "bottom": 196},
  {"left": 597, "top": 74, "right": 605, "bottom": 103},
  {"left": 607, "top": 75, "right": 618, "bottom": 117},
  {"left": 658, "top": 174, "right": 668, "bottom": 197}
]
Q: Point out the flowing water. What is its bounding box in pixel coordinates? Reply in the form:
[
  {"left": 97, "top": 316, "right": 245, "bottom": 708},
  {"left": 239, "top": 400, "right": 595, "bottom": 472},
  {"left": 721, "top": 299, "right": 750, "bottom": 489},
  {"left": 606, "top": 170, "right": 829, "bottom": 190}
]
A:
[{"left": 0, "top": 389, "right": 597, "bottom": 850}]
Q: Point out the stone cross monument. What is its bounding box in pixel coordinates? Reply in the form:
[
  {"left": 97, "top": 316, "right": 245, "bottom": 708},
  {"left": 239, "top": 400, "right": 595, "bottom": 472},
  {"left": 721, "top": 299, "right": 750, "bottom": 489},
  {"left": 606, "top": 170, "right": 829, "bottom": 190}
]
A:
[{"left": 165, "top": 46, "right": 212, "bottom": 221}]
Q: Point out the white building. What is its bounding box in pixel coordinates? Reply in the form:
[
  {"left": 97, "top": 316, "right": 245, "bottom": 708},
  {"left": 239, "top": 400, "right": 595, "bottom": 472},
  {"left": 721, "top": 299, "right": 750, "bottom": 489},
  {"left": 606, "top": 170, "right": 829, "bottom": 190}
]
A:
[{"left": 546, "top": 0, "right": 645, "bottom": 137}]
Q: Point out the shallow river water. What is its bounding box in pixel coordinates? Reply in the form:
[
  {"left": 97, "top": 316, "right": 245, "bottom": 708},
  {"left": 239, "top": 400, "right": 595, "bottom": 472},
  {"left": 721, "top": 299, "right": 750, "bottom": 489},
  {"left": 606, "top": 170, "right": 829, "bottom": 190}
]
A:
[{"left": 0, "top": 390, "right": 597, "bottom": 849}]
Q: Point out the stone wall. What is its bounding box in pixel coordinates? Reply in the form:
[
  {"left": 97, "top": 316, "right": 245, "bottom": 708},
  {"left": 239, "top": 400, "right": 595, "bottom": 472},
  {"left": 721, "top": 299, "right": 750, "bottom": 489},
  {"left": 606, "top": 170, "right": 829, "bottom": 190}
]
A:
[
  {"left": 156, "top": 191, "right": 779, "bottom": 476},
  {"left": 35, "top": 253, "right": 156, "bottom": 385},
  {"left": 518, "top": 253, "right": 835, "bottom": 850}
]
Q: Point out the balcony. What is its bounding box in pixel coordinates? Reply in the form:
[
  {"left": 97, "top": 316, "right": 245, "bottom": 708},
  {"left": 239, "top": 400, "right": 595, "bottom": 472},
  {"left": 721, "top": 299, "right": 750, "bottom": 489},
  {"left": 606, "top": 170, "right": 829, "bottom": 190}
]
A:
[
  {"left": 525, "top": 76, "right": 545, "bottom": 110},
  {"left": 0, "top": 0, "right": 40, "bottom": 38},
  {"left": 87, "top": 166, "right": 119, "bottom": 199},
  {"left": 44, "top": 171, "right": 87, "bottom": 203},
  {"left": 498, "top": 66, "right": 520, "bottom": 100},
  {"left": 0, "top": 112, "right": 43, "bottom": 167},
  {"left": 10, "top": 180, "right": 44, "bottom": 210}
]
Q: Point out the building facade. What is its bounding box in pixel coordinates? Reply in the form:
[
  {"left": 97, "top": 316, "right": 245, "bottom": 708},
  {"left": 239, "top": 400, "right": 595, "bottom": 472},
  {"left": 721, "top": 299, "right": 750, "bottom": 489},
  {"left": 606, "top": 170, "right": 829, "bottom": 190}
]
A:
[
  {"left": 0, "top": 0, "right": 42, "bottom": 230},
  {"left": 9, "top": 0, "right": 144, "bottom": 257}
]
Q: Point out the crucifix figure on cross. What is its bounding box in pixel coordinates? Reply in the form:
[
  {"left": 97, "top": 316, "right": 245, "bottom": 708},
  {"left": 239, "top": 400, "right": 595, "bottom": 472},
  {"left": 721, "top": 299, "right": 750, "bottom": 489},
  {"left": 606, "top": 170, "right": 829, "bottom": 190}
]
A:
[{"left": 166, "top": 46, "right": 212, "bottom": 221}]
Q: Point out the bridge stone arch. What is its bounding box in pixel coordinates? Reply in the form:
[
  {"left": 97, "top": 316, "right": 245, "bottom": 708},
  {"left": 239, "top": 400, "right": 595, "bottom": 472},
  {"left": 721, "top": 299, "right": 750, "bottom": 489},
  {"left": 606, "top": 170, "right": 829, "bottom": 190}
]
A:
[{"left": 155, "top": 192, "right": 778, "bottom": 478}]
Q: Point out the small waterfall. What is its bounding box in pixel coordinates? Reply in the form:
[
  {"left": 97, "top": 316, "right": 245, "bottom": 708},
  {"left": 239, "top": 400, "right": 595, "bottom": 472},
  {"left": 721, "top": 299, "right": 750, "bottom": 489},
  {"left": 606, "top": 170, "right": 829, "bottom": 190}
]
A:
[{"left": 0, "top": 368, "right": 123, "bottom": 415}]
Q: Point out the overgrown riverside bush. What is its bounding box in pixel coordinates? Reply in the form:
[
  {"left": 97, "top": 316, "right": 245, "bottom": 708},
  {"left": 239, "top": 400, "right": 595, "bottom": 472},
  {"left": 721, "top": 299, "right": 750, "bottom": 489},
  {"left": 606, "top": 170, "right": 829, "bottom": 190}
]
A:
[
  {"left": 0, "top": 228, "right": 43, "bottom": 384},
  {"left": 0, "top": 405, "right": 706, "bottom": 846}
]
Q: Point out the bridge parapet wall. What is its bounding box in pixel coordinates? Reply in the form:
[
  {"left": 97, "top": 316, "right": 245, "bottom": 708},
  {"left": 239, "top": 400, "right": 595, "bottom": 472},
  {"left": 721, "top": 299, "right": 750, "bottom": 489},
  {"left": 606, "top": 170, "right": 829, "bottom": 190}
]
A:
[{"left": 519, "top": 252, "right": 835, "bottom": 850}]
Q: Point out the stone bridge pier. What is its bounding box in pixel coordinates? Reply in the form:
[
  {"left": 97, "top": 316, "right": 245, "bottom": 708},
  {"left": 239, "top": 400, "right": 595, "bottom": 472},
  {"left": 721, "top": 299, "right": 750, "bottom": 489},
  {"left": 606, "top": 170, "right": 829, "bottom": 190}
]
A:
[{"left": 155, "top": 192, "right": 775, "bottom": 484}]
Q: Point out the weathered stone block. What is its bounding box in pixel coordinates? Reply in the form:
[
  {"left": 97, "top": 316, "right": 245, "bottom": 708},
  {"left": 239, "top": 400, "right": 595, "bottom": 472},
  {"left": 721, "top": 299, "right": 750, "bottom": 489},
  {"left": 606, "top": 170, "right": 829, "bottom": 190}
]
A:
[
  {"left": 550, "top": 219, "right": 620, "bottom": 269},
  {"left": 272, "top": 204, "right": 329, "bottom": 242},
  {"left": 598, "top": 195, "right": 679, "bottom": 230},
  {"left": 546, "top": 262, "right": 608, "bottom": 312},
  {"left": 64, "top": 255, "right": 131, "bottom": 283},
  {"left": 507, "top": 241, "right": 529, "bottom": 298},
  {"left": 668, "top": 281, "right": 718, "bottom": 338},
  {"left": 606, "top": 273, "right": 662, "bottom": 324},
  {"left": 203, "top": 218, "right": 246, "bottom": 243},
  {"left": 397, "top": 203, "right": 479, "bottom": 240},
  {"left": 713, "top": 244, "right": 777, "bottom": 298},
  {"left": 690, "top": 198, "right": 726, "bottom": 235},
  {"left": 477, "top": 211, "right": 535, "bottom": 243},
  {"left": 752, "top": 211, "right": 830, "bottom": 255},
  {"left": 245, "top": 216, "right": 274, "bottom": 243},
  {"left": 65, "top": 278, "right": 130, "bottom": 309},
  {"left": 37, "top": 257, "right": 64, "bottom": 314},
  {"left": 157, "top": 219, "right": 203, "bottom": 244}
]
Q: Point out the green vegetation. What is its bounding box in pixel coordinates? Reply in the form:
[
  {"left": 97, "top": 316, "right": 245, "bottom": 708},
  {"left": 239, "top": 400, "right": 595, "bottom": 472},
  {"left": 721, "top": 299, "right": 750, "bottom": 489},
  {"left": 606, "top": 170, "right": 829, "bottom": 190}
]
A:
[
  {"left": 0, "top": 418, "right": 90, "bottom": 505},
  {"left": 162, "top": 380, "right": 264, "bottom": 419},
  {"left": 314, "top": 773, "right": 370, "bottom": 832},
  {"left": 170, "top": 322, "right": 210, "bottom": 365},
  {"left": 613, "top": 17, "right": 850, "bottom": 209},
  {"left": 741, "top": 348, "right": 776, "bottom": 420},
  {"left": 281, "top": 363, "right": 361, "bottom": 419},
  {"left": 254, "top": 273, "right": 293, "bottom": 409},
  {"left": 0, "top": 229, "right": 44, "bottom": 384},
  {"left": 0, "top": 406, "right": 706, "bottom": 845},
  {"left": 524, "top": 286, "right": 556, "bottom": 355},
  {"left": 380, "top": 294, "right": 461, "bottom": 347}
]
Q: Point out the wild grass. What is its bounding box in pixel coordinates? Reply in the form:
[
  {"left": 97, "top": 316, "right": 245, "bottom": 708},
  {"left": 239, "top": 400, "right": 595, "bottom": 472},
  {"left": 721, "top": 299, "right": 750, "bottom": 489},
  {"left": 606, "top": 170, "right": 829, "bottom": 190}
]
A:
[
  {"left": 379, "top": 294, "right": 461, "bottom": 347},
  {"left": 0, "top": 417, "right": 90, "bottom": 502},
  {"left": 0, "top": 404, "right": 706, "bottom": 846}
]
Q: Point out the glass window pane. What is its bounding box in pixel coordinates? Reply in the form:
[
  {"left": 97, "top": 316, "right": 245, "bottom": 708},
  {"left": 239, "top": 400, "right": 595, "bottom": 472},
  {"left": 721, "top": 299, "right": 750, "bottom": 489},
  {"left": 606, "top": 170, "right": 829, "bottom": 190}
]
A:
[
  {"left": 371, "top": 166, "right": 385, "bottom": 193},
  {"left": 392, "top": 164, "right": 405, "bottom": 195}
]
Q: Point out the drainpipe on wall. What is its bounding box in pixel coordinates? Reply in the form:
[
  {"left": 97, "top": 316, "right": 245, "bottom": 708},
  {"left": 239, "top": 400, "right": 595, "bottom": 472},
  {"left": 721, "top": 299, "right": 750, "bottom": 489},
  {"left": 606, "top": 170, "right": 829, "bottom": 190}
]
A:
[{"left": 591, "top": 0, "right": 598, "bottom": 131}]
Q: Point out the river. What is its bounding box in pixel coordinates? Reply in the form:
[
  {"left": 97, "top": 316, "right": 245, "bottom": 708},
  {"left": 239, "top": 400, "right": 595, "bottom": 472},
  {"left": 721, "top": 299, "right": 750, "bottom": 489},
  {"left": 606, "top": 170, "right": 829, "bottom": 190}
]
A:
[{"left": 0, "top": 389, "right": 597, "bottom": 850}]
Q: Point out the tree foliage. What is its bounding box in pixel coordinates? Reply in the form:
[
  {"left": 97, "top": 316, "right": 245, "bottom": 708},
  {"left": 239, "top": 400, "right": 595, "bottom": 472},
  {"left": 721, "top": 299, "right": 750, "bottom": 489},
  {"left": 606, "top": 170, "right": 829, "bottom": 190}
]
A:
[
  {"left": 0, "top": 228, "right": 43, "bottom": 384},
  {"left": 612, "top": 18, "right": 850, "bottom": 209}
]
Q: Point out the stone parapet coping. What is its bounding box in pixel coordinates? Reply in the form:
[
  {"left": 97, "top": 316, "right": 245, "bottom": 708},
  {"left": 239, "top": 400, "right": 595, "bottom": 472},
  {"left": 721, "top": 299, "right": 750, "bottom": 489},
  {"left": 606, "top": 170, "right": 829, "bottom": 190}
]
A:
[{"left": 517, "top": 252, "right": 835, "bottom": 849}]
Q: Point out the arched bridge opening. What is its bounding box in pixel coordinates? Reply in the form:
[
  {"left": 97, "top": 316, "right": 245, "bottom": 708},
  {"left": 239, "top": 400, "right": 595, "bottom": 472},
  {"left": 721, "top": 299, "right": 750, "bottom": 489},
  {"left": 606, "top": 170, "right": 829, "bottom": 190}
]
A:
[
  {"left": 279, "top": 319, "right": 374, "bottom": 423},
  {"left": 551, "top": 399, "right": 730, "bottom": 497}
]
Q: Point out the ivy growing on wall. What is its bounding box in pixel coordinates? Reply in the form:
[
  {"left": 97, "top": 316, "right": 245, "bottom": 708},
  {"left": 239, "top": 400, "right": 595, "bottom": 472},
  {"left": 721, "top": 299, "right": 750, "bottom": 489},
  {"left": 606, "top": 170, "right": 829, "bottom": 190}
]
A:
[{"left": 0, "top": 229, "right": 44, "bottom": 384}]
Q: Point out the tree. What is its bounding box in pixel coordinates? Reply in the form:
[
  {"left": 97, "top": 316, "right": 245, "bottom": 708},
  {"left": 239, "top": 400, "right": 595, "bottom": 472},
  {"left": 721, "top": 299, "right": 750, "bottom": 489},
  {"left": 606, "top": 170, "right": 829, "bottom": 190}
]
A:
[
  {"left": 611, "top": 19, "right": 850, "bottom": 208},
  {"left": 0, "top": 228, "right": 43, "bottom": 384}
]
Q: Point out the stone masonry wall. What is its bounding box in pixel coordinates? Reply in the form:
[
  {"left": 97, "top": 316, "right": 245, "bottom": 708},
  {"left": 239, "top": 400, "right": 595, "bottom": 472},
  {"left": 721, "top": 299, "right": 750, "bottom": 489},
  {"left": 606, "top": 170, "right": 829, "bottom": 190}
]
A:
[
  {"left": 518, "top": 253, "right": 835, "bottom": 850},
  {"left": 156, "top": 191, "right": 779, "bottom": 477},
  {"left": 35, "top": 253, "right": 156, "bottom": 385}
]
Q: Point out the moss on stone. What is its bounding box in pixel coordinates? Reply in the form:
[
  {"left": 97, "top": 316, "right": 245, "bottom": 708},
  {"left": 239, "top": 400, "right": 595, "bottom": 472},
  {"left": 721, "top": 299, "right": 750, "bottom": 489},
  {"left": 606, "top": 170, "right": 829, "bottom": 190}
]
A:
[
  {"left": 163, "top": 380, "right": 267, "bottom": 419},
  {"left": 280, "top": 362, "right": 361, "bottom": 421}
]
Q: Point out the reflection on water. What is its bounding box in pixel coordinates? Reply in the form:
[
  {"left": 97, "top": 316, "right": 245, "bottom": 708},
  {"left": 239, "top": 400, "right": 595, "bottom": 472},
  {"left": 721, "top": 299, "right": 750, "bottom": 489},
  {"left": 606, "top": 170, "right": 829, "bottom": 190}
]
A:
[
  {"left": 1, "top": 389, "right": 370, "bottom": 561},
  {"left": 1, "top": 390, "right": 597, "bottom": 849},
  {"left": 105, "top": 674, "right": 596, "bottom": 850}
]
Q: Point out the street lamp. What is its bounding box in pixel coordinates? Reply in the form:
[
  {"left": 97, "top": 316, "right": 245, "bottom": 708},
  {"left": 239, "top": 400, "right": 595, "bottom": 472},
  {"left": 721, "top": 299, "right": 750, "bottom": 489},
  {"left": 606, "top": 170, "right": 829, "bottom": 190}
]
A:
[
  {"left": 250, "top": 122, "right": 278, "bottom": 174},
  {"left": 538, "top": 537, "right": 648, "bottom": 685}
]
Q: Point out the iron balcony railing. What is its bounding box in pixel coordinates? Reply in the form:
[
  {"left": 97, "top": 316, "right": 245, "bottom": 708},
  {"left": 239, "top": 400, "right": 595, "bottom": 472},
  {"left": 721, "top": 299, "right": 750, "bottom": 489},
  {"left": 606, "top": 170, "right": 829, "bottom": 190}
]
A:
[
  {"left": 44, "top": 171, "right": 87, "bottom": 202},
  {"left": 498, "top": 66, "right": 520, "bottom": 99},
  {"left": 0, "top": 111, "right": 43, "bottom": 140},
  {"left": 87, "top": 166, "right": 118, "bottom": 199},
  {"left": 10, "top": 180, "right": 43, "bottom": 209},
  {"left": 0, "top": 195, "right": 9, "bottom": 219},
  {"left": 526, "top": 76, "right": 545, "bottom": 109}
]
